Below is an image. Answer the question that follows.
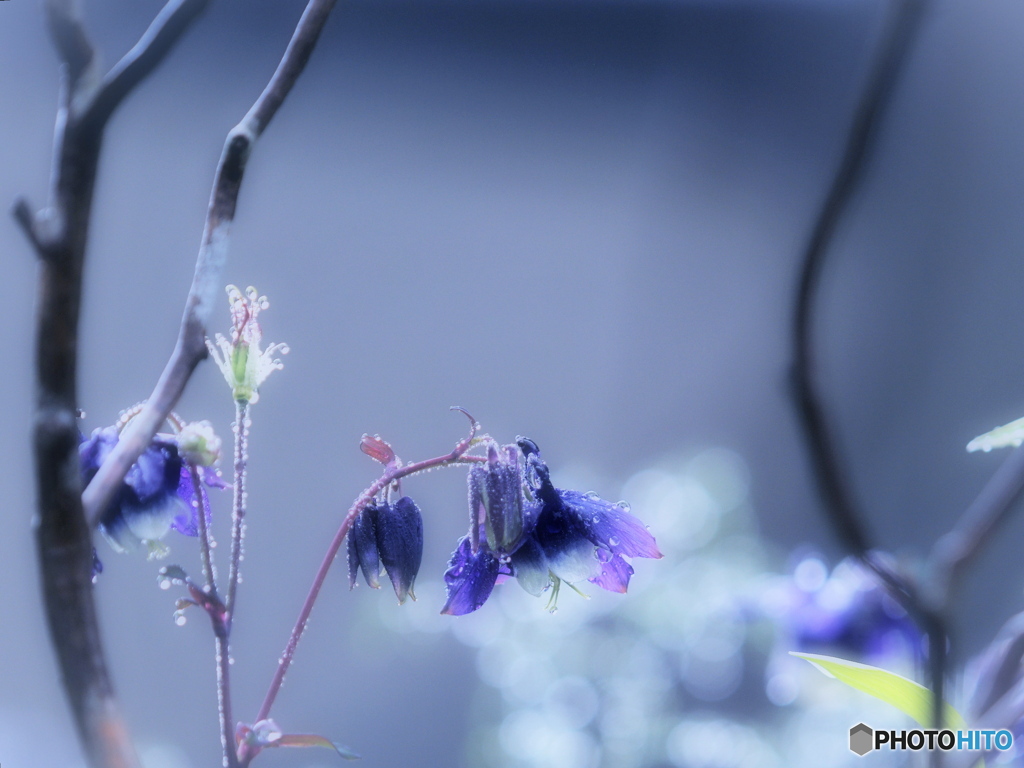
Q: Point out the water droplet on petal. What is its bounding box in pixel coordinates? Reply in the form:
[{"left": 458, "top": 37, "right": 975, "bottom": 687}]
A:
[
  {"left": 608, "top": 536, "right": 619, "bottom": 547},
  {"left": 159, "top": 579, "right": 171, "bottom": 590},
  {"left": 174, "top": 613, "right": 187, "bottom": 626},
  {"left": 615, "top": 500, "right": 631, "bottom": 512}
]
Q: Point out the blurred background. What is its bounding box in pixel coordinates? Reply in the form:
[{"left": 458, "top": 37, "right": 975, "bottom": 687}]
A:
[{"left": 4, "top": 0, "right": 1024, "bottom": 765}]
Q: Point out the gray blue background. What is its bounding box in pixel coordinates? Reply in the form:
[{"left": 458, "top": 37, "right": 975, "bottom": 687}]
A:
[{"left": 3, "top": 0, "right": 1024, "bottom": 764}]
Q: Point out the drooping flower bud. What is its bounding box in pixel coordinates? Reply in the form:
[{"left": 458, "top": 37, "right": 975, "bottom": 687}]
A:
[
  {"left": 346, "top": 497, "right": 424, "bottom": 604},
  {"left": 177, "top": 420, "right": 222, "bottom": 467},
  {"left": 347, "top": 502, "right": 382, "bottom": 590},
  {"left": 468, "top": 443, "right": 527, "bottom": 554},
  {"left": 376, "top": 497, "right": 424, "bottom": 604}
]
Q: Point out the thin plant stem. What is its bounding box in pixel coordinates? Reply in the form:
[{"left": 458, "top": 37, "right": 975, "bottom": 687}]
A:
[
  {"left": 227, "top": 400, "right": 249, "bottom": 626},
  {"left": 214, "top": 634, "right": 239, "bottom": 768},
  {"left": 251, "top": 415, "right": 484, "bottom": 733},
  {"left": 189, "top": 466, "right": 218, "bottom": 594}
]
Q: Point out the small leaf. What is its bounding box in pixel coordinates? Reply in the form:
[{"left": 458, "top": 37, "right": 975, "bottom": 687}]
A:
[
  {"left": 792, "top": 652, "right": 966, "bottom": 728},
  {"left": 157, "top": 565, "right": 189, "bottom": 584},
  {"left": 274, "top": 734, "right": 360, "bottom": 760},
  {"left": 967, "top": 416, "right": 1024, "bottom": 453}
]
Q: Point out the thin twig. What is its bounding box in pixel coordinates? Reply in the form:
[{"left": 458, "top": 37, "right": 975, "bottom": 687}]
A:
[
  {"left": 789, "top": 0, "right": 937, "bottom": 740},
  {"left": 82, "top": 0, "right": 339, "bottom": 529},
  {"left": 792, "top": 0, "right": 929, "bottom": 559},
  {"left": 929, "top": 445, "right": 1024, "bottom": 601},
  {"left": 190, "top": 466, "right": 218, "bottom": 595},
  {"left": 80, "top": 0, "right": 212, "bottom": 129},
  {"left": 22, "top": 3, "right": 208, "bottom": 767}
]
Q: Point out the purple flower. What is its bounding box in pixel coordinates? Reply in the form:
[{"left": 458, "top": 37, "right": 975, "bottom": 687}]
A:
[
  {"left": 441, "top": 437, "right": 661, "bottom": 615},
  {"left": 81, "top": 426, "right": 226, "bottom": 558},
  {"left": 347, "top": 497, "right": 424, "bottom": 604},
  {"left": 781, "top": 556, "right": 920, "bottom": 662}
]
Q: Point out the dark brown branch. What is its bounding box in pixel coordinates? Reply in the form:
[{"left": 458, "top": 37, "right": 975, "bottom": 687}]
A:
[
  {"left": 930, "top": 445, "right": 1024, "bottom": 599},
  {"left": 789, "top": 0, "right": 939, "bottom": 741},
  {"left": 82, "top": 0, "right": 339, "bottom": 527},
  {"left": 13, "top": 196, "right": 48, "bottom": 254},
  {"left": 19, "top": 3, "right": 207, "bottom": 766},
  {"left": 792, "top": 0, "right": 929, "bottom": 559},
  {"left": 81, "top": 0, "right": 212, "bottom": 129},
  {"left": 44, "top": 0, "right": 96, "bottom": 91}
]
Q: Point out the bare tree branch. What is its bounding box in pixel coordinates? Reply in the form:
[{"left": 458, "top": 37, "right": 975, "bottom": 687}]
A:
[
  {"left": 929, "top": 445, "right": 1024, "bottom": 600},
  {"left": 81, "top": 0, "right": 211, "bottom": 129},
  {"left": 789, "top": 0, "right": 937, "bottom": 739},
  {"left": 82, "top": 0, "right": 339, "bottom": 527},
  {"left": 792, "top": 0, "right": 929, "bottom": 560},
  {"left": 19, "top": 3, "right": 208, "bottom": 766},
  {"left": 44, "top": 0, "right": 96, "bottom": 92}
]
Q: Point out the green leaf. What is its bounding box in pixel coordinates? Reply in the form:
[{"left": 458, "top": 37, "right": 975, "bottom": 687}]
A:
[
  {"left": 273, "top": 734, "right": 360, "bottom": 760},
  {"left": 967, "top": 416, "right": 1024, "bottom": 453},
  {"left": 791, "top": 652, "right": 966, "bottom": 728}
]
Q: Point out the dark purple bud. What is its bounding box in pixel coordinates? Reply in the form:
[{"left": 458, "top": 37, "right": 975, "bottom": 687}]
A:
[
  {"left": 375, "top": 496, "right": 424, "bottom": 604},
  {"left": 441, "top": 536, "right": 501, "bottom": 615},
  {"left": 468, "top": 444, "right": 527, "bottom": 554},
  {"left": 347, "top": 503, "right": 381, "bottom": 590}
]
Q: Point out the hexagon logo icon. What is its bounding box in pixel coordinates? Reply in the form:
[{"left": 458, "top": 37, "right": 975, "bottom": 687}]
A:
[{"left": 850, "top": 723, "right": 874, "bottom": 756}]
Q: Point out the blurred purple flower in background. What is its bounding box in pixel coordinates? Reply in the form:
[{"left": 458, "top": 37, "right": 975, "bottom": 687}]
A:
[{"left": 773, "top": 555, "right": 920, "bottom": 662}]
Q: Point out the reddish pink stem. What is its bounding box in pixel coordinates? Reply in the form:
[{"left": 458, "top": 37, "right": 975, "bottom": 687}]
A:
[{"left": 251, "top": 414, "right": 484, "bottom": 732}]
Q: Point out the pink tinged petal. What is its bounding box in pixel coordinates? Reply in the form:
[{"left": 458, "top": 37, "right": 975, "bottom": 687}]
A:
[
  {"left": 590, "top": 551, "right": 634, "bottom": 593},
  {"left": 561, "top": 490, "right": 662, "bottom": 559},
  {"left": 272, "top": 734, "right": 360, "bottom": 760},
  {"left": 201, "top": 465, "right": 230, "bottom": 489},
  {"left": 441, "top": 537, "right": 500, "bottom": 615},
  {"left": 360, "top": 433, "right": 395, "bottom": 465}
]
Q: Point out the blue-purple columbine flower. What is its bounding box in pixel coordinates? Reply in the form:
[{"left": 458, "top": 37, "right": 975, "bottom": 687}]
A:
[
  {"left": 347, "top": 497, "right": 424, "bottom": 604},
  {"left": 780, "top": 556, "right": 920, "bottom": 662},
  {"left": 441, "top": 437, "right": 662, "bottom": 615},
  {"left": 81, "top": 425, "right": 227, "bottom": 558}
]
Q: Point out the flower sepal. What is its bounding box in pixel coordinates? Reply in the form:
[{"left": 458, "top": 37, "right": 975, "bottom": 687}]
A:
[{"left": 236, "top": 719, "right": 358, "bottom": 763}]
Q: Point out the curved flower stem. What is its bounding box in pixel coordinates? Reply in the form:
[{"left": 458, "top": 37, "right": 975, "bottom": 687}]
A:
[
  {"left": 227, "top": 400, "right": 250, "bottom": 626},
  {"left": 250, "top": 414, "right": 484, "bottom": 732}
]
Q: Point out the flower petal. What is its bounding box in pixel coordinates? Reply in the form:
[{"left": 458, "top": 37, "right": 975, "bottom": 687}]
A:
[
  {"left": 589, "top": 550, "right": 634, "bottom": 593},
  {"left": 375, "top": 496, "right": 424, "bottom": 604},
  {"left": 561, "top": 490, "right": 662, "bottom": 559},
  {"left": 510, "top": 536, "right": 551, "bottom": 596},
  {"left": 347, "top": 504, "right": 381, "bottom": 589},
  {"left": 441, "top": 536, "right": 500, "bottom": 615}
]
